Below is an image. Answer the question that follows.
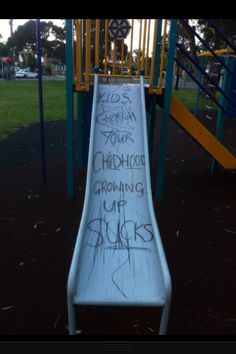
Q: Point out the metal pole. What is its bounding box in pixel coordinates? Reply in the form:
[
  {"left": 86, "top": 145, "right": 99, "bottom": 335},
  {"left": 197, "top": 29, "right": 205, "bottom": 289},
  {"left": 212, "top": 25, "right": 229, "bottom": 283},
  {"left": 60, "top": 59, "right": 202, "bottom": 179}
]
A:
[
  {"left": 36, "top": 19, "right": 46, "bottom": 183},
  {"left": 149, "top": 21, "right": 163, "bottom": 166},
  {"left": 194, "top": 56, "right": 203, "bottom": 117},
  {"left": 211, "top": 54, "right": 232, "bottom": 174},
  {"left": 77, "top": 92, "right": 83, "bottom": 168},
  {"left": 66, "top": 19, "right": 74, "bottom": 199},
  {"left": 156, "top": 19, "right": 177, "bottom": 201}
]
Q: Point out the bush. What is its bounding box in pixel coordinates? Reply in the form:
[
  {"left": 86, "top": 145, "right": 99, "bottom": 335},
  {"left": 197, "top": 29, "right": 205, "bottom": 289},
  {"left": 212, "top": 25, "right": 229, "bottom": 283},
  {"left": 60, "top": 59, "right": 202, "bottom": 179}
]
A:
[{"left": 43, "top": 65, "right": 52, "bottom": 75}]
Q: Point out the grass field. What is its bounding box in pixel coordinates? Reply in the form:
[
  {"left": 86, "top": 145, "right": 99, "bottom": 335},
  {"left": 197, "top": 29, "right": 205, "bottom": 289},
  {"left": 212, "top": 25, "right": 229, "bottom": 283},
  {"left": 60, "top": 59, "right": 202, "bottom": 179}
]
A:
[
  {"left": 0, "top": 80, "right": 201, "bottom": 140},
  {"left": 172, "top": 88, "right": 197, "bottom": 111},
  {"left": 0, "top": 80, "right": 66, "bottom": 139}
]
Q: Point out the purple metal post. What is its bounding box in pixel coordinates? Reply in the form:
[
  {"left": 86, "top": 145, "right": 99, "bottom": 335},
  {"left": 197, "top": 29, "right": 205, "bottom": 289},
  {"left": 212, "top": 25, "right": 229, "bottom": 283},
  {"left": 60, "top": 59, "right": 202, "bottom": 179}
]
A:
[{"left": 36, "top": 19, "right": 46, "bottom": 183}]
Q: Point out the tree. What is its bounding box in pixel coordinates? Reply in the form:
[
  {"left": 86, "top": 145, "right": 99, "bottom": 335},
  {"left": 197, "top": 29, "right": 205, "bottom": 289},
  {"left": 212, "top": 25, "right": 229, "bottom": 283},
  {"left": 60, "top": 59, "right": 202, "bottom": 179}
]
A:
[
  {"left": 42, "top": 23, "right": 66, "bottom": 64},
  {"left": 197, "top": 19, "right": 236, "bottom": 50},
  {"left": 175, "top": 20, "right": 202, "bottom": 81},
  {"left": 174, "top": 19, "right": 236, "bottom": 87},
  {"left": 6, "top": 20, "right": 65, "bottom": 67},
  {"left": 0, "top": 43, "right": 9, "bottom": 57}
]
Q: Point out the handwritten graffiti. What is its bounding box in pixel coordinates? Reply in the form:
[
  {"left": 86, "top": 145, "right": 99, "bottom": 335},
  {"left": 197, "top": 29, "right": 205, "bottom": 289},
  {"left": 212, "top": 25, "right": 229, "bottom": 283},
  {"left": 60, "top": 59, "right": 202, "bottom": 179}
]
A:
[
  {"left": 96, "top": 104, "right": 136, "bottom": 130},
  {"left": 100, "top": 130, "right": 134, "bottom": 146},
  {"left": 86, "top": 218, "right": 153, "bottom": 248},
  {"left": 92, "top": 180, "right": 144, "bottom": 197},
  {"left": 103, "top": 199, "right": 127, "bottom": 213},
  {"left": 93, "top": 151, "right": 145, "bottom": 173},
  {"left": 97, "top": 90, "right": 131, "bottom": 104}
]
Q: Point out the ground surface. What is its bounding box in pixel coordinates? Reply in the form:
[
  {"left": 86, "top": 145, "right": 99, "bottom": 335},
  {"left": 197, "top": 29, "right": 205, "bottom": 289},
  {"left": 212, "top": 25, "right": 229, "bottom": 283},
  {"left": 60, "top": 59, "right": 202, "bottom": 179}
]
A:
[{"left": 1, "top": 109, "right": 236, "bottom": 338}]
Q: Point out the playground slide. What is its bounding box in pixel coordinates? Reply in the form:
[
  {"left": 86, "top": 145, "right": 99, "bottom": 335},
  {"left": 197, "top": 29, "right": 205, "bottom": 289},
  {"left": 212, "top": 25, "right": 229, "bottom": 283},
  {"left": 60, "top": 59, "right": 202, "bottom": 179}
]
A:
[
  {"left": 67, "top": 75, "right": 171, "bottom": 334},
  {"left": 170, "top": 95, "right": 236, "bottom": 169}
]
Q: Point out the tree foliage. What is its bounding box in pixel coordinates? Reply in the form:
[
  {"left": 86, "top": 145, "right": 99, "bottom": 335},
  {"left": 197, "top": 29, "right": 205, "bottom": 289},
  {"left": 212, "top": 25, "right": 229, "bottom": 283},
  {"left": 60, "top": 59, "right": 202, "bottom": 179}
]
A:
[
  {"left": 6, "top": 20, "right": 65, "bottom": 65},
  {"left": 197, "top": 19, "right": 236, "bottom": 50},
  {"left": 175, "top": 19, "right": 236, "bottom": 80},
  {"left": 0, "top": 43, "right": 9, "bottom": 57}
]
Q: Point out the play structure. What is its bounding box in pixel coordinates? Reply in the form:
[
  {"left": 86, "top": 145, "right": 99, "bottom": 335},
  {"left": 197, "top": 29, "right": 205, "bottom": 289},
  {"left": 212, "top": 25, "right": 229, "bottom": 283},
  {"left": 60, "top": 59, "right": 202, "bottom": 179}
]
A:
[{"left": 66, "top": 19, "right": 236, "bottom": 335}]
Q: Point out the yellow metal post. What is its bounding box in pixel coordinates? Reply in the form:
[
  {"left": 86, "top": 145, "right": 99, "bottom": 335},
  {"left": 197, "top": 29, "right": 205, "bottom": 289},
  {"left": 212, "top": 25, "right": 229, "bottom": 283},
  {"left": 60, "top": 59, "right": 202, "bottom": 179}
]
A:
[
  {"left": 149, "top": 19, "right": 158, "bottom": 88},
  {"left": 158, "top": 19, "right": 167, "bottom": 89},
  {"left": 95, "top": 19, "right": 100, "bottom": 68},
  {"left": 129, "top": 19, "right": 134, "bottom": 76},
  {"left": 145, "top": 19, "right": 151, "bottom": 76},
  {"left": 85, "top": 20, "right": 91, "bottom": 89},
  {"left": 141, "top": 19, "right": 147, "bottom": 71},
  {"left": 104, "top": 19, "right": 108, "bottom": 75},
  {"left": 137, "top": 20, "right": 143, "bottom": 73}
]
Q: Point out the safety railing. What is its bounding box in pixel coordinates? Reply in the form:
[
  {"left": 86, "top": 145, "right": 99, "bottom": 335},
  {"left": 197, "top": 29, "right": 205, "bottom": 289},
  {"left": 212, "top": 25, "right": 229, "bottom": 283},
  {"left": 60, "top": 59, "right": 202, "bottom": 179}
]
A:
[
  {"left": 175, "top": 19, "right": 236, "bottom": 111},
  {"left": 74, "top": 19, "right": 167, "bottom": 93}
]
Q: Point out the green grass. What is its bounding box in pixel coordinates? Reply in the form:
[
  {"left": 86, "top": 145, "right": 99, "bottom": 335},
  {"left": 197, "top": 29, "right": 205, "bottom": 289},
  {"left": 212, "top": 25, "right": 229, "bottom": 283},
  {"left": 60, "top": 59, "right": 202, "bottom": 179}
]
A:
[
  {"left": 0, "top": 80, "right": 66, "bottom": 139},
  {"left": 172, "top": 88, "right": 198, "bottom": 111},
  {"left": 172, "top": 87, "right": 219, "bottom": 112},
  {"left": 0, "top": 80, "right": 217, "bottom": 141}
]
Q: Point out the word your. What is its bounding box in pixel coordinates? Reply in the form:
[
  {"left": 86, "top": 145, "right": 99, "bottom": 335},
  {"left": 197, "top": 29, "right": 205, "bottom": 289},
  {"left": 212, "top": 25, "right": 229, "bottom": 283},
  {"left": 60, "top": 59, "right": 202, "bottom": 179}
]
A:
[
  {"left": 86, "top": 218, "right": 154, "bottom": 247},
  {"left": 100, "top": 130, "right": 134, "bottom": 146},
  {"left": 93, "top": 180, "right": 144, "bottom": 197},
  {"left": 93, "top": 151, "right": 145, "bottom": 173}
]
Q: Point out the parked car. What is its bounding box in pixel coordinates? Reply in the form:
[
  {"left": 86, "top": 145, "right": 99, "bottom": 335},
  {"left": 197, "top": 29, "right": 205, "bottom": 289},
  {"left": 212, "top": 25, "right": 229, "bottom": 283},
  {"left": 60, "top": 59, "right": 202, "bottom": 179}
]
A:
[
  {"left": 14, "top": 66, "right": 21, "bottom": 73},
  {"left": 15, "top": 68, "right": 38, "bottom": 79}
]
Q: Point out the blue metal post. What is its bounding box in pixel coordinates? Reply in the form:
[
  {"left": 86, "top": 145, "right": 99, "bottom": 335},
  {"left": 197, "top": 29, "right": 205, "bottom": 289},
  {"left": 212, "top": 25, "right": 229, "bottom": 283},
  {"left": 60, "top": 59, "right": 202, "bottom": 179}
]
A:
[
  {"left": 194, "top": 56, "right": 203, "bottom": 117},
  {"left": 149, "top": 21, "right": 163, "bottom": 160},
  {"left": 211, "top": 55, "right": 232, "bottom": 173},
  {"left": 66, "top": 19, "right": 74, "bottom": 199},
  {"left": 77, "top": 92, "right": 83, "bottom": 168},
  {"left": 156, "top": 19, "right": 177, "bottom": 201},
  {"left": 36, "top": 19, "right": 46, "bottom": 183}
]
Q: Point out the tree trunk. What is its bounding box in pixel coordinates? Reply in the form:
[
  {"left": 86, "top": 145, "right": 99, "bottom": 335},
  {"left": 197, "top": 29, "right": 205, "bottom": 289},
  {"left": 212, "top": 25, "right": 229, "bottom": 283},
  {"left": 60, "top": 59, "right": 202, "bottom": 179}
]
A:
[{"left": 175, "top": 63, "right": 180, "bottom": 90}]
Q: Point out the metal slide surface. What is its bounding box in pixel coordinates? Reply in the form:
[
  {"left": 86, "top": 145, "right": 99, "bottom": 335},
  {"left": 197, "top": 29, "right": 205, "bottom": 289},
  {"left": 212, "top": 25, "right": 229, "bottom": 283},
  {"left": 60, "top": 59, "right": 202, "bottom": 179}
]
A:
[
  {"left": 170, "top": 95, "right": 236, "bottom": 169},
  {"left": 68, "top": 75, "right": 171, "bottom": 307}
]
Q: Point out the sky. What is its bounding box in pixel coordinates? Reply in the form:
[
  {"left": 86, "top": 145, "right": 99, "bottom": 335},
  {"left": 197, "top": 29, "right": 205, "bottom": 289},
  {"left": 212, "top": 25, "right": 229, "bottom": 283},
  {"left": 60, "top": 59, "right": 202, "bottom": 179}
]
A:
[{"left": 0, "top": 19, "right": 64, "bottom": 43}]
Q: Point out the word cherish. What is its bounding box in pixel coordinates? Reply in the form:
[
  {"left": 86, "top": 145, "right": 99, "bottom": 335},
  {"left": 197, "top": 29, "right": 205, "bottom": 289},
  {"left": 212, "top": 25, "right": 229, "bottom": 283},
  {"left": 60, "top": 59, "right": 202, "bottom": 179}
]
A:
[
  {"left": 93, "top": 151, "right": 145, "bottom": 173},
  {"left": 96, "top": 104, "right": 136, "bottom": 130}
]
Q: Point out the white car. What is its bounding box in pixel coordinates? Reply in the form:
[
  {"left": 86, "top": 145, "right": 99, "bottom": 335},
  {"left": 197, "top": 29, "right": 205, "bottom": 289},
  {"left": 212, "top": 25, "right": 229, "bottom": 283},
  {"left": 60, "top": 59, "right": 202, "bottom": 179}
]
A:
[{"left": 15, "top": 69, "right": 38, "bottom": 79}]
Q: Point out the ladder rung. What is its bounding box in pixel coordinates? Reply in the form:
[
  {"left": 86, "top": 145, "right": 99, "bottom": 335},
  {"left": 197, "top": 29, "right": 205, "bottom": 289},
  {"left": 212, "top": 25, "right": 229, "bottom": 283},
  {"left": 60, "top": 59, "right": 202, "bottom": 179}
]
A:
[
  {"left": 206, "top": 105, "right": 213, "bottom": 109},
  {"left": 205, "top": 115, "right": 213, "bottom": 120},
  {"left": 208, "top": 84, "right": 215, "bottom": 87}
]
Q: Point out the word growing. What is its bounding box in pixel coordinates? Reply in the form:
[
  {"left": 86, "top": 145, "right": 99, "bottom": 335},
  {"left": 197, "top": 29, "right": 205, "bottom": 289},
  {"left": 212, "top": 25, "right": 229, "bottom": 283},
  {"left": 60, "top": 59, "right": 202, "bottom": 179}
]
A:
[
  {"left": 92, "top": 180, "right": 144, "bottom": 197},
  {"left": 93, "top": 151, "right": 145, "bottom": 173},
  {"left": 86, "top": 218, "right": 154, "bottom": 248}
]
